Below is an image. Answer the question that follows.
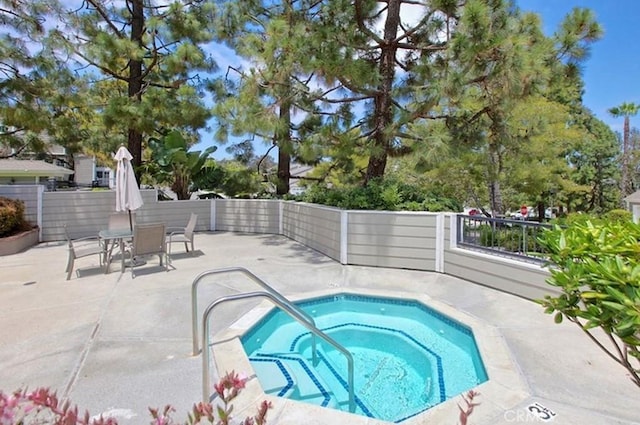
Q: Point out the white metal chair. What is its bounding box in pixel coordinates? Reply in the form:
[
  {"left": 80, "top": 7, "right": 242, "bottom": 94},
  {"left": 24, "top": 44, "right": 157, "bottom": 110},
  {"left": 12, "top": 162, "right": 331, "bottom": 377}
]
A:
[
  {"left": 124, "top": 222, "right": 168, "bottom": 278},
  {"left": 167, "top": 213, "right": 197, "bottom": 256},
  {"left": 64, "top": 224, "right": 104, "bottom": 280}
]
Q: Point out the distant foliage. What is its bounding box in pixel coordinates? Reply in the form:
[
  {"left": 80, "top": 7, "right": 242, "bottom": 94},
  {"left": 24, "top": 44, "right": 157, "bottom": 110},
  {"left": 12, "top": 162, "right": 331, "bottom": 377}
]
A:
[
  {"left": 298, "top": 179, "right": 462, "bottom": 211},
  {"left": 552, "top": 209, "right": 633, "bottom": 227},
  {"left": 603, "top": 209, "right": 633, "bottom": 223},
  {"left": 0, "top": 197, "right": 30, "bottom": 237}
]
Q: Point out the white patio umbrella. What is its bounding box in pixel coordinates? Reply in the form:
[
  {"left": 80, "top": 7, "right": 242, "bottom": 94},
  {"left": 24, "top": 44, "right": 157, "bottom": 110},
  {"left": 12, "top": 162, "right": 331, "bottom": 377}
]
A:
[{"left": 114, "top": 145, "right": 144, "bottom": 230}]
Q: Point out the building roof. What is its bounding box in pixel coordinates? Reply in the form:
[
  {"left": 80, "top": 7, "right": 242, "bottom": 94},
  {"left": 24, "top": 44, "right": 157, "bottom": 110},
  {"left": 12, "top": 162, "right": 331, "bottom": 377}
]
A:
[
  {"left": 624, "top": 190, "right": 640, "bottom": 204},
  {"left": 0, "top": 159, "right": 74, "bottom": 178}
]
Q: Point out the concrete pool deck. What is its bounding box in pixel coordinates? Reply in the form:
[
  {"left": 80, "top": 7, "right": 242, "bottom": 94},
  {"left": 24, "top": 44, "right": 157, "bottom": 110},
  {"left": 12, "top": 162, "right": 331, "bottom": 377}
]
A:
[{"left": 0, "top": 232, "right": 637, "bottom": 424}]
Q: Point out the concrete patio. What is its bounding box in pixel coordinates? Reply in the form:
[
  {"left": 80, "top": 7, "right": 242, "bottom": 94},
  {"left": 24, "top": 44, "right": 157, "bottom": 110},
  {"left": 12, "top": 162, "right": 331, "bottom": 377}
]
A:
[{"left": 0, "top": 232, "right": 637, "bottom": 424}]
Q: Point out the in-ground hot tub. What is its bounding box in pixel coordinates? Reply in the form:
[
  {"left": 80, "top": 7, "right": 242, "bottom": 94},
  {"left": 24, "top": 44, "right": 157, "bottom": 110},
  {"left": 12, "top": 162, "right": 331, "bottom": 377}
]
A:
[{"left": 240, "top": 293, "right": 488, "bottom": 423}]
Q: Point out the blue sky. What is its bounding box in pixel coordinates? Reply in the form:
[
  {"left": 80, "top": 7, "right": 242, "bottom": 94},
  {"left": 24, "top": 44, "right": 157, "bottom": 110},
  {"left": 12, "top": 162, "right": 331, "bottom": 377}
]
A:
[
  {"left": 517, "top": 0, "right": 640, "bottom": 133},
  {"left": 201, "top": 1, "right": 636, "bottom": 159}
]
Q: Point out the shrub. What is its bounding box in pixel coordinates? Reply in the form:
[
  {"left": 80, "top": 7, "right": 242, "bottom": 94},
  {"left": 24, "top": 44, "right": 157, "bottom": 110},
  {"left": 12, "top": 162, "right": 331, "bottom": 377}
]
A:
[
  {"left": 538, "top": 220, "right": 640, "bottom": 388},
  {"left": 0, "top": 197, "right": 29, "bottom": 237},
  {"left": 0, "top": 371, "right": 271, "bottom": 425},
  {"left": 478, "top": 224, "right": 497, "bottom": 247},
  {"left": 299, "top": 178, "right": 461, "bottom": 212},
  {"left": 603, "top": 209, "right": 633, "bottom": 223},
  {"left": 0, "top": 374, "right": 480, "bottom": 424}
]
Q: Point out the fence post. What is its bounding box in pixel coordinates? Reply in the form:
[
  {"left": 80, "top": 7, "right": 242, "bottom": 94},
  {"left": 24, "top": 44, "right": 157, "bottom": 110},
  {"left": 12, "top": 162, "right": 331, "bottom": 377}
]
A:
[
  {"left": 435, "top": 213, "right": 444, "bottom": 272},
  {"left": 279, "top": 200, "right": 284, "bottom": 235},
  {"left": 340, "top": 210, "right": 348, "bottom": 265},
  {"left": 37, "top": 185, "right": 44, "bottom": 241},
  {"left": 450, "top": 214, "right": 458, "bottom": 249},
  {"left": 210, "top": 199, "right": 216, "bottom": 232}
]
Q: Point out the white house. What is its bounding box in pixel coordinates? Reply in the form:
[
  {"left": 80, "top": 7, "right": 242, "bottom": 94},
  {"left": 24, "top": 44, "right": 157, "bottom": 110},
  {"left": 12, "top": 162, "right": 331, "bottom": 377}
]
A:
[
  {"left": 624, "top": 190, "right": 640, "bottom": 223},
  {"left": 0, "top": 159, "right": 74, "bottom": 185}
]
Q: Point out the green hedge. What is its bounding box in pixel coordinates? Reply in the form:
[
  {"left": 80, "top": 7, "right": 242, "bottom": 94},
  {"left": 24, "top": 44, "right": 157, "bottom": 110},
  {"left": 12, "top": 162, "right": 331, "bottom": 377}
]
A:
[{"left": 297, "top": 179, "right": 461, "bottom": 212}]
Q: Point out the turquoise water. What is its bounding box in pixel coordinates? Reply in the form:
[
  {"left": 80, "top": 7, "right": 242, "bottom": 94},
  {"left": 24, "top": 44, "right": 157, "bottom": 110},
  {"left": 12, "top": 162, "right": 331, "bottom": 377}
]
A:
[{"left": 241, "top": 294, "right": 487, "bottom": 423}]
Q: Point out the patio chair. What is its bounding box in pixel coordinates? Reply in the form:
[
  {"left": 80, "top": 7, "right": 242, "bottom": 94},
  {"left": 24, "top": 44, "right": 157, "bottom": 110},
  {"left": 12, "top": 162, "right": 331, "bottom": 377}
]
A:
[
  {"left": 108, "top": 212, "right": 136, "bottom": 231},
  {"left": 64, "top": 224, "right": 105, "bottom": 280},
  {"left": 167, "top": 213, "right": 197, "bottom": 256},
  {"left": 124, "top": 222, "right": 168, "bottom": 278}
]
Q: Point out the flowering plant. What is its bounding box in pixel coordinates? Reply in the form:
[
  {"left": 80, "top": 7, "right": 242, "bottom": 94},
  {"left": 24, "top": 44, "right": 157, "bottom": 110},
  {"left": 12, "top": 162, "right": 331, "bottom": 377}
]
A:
[{"left": 0, "top": 371, "right": 271, "bottom": 425}]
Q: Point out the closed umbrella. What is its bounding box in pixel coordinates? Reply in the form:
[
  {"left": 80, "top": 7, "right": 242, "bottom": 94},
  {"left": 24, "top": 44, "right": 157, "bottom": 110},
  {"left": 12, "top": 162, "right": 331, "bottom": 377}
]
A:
[{"left": 114, "top": 145, "right": 144, "bottom": 230}]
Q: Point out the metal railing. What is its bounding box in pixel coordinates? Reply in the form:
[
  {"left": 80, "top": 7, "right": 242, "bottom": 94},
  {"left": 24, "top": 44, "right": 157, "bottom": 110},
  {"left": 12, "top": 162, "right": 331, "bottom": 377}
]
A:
[
  {"left": 457, "top": 214, "right": 552, "bottom": 264},
  {"left": 201, "top": 291, "right": 356, "bottom": 413},
  {"left": 190, "top": 266, "right": 316, "bottom": 357}
]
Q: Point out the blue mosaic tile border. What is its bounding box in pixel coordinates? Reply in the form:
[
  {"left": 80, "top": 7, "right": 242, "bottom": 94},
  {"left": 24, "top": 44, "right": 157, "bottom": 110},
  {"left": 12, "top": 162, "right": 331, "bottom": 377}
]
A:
[
  {"left": 248, "top": 357, "right": 294, "bottom": 397},
  {"left": 315, "top": 351, "right": 373, "bottom": 417},
  {"left": 290, "top": 322, "right": 446, "bottom": 403},
  {"left": 253, "top": 353, "right": 331, "bottom": 407},
  {"left": 241, "top": 292, "right": 475, "bottom": 346},
  {"left": 300, "top": 293, "right": 473, "bottom": 336}
]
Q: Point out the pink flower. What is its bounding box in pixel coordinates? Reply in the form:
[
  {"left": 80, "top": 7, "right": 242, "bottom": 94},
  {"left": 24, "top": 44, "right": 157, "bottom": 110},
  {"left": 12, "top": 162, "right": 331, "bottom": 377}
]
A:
[{"left": 231, "top": 372, "right": 248, "bottom": 390}]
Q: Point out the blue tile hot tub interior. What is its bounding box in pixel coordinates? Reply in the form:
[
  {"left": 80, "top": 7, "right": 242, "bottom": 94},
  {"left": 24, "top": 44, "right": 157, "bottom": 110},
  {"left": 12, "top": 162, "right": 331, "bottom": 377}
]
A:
[{"left": 241, "top": 294, "right": 488, "bottom": 423}]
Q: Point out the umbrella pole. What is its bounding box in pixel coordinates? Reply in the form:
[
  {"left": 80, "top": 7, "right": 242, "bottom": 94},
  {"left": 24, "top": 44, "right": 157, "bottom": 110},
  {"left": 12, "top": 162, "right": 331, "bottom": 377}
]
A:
[{"left": 128, "top": 210, "right": 133, "bottom": 231}]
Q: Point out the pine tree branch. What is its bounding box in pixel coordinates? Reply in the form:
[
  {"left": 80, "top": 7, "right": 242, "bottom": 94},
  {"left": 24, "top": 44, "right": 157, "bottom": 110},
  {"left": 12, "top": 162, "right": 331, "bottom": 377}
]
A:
[
  {"left": 72, "top": 50, "right": 129, "bottom": 83},
  {"left": 0, "top": 139, "right": 28, "bottom": 159},
  {"left": 395, "top": 8, "right": 436, "bottom": 43},
  {"left": 354, "top": 0, "right": 384, "bottom": 45},
  {"left": 324, "top": 95, "right": 373, "bottom": 103},
  {"left": 257, "top": 144, "right": 277, "bottom": 172},
  {"left": 396, "top": 42, "right": 447, "bottom": 51},
  {"left": 336, "top": 75, "right": 376, "bottom": 97},
  {"left": 0, "top": 127, "right": 25, "bottom": 136},
  {"left": 394, "top": 58, "right": 410, "bottom": 72},
  {"left": 86, "top": 0, "right": 125, "bottom": 38}
]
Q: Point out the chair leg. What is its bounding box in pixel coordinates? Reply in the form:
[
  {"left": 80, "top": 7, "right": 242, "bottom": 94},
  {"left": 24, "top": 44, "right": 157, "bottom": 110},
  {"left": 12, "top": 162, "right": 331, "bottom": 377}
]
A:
[
  {"left": 184, "top": 241, "right": 189, "bottom": 252},
  {"left": 189, "top": 240, "right": 194, "bottom": 253}
]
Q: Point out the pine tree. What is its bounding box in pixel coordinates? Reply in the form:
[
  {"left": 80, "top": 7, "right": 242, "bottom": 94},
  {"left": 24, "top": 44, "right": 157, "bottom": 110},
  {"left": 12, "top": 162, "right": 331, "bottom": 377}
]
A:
[
  {"left": 211, "top": 0, "right": 340, "bottom": 195},
  {"left": 46, "top": 0, "right": 216, "bottom": 171},
  {"left": 309, "top": 0, "right": 456, "bottom": 184},
  {"left": 0, "top": 0, "right": 81, "bottom": 158},
  {"left": 608, "top": 102, "right": 640, "bottom": 198}
]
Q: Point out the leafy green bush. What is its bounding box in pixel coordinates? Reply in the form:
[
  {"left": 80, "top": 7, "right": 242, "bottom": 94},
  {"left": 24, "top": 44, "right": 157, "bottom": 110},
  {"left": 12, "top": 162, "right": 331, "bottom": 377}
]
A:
[
  {"left": 603, "top": 209, "right": 632, "bottom": 223},
  {"left": 299, "top": 178, "right": 461, "bottom": 211},
  {"left": 0, "top": 197, "right": 29, "bottom": 237},
  {"left": 478, "top": 224, "right": 496, "bottom": 247},
  {"left": 538, "top": 219, "right": 640, "bottom": 388}
]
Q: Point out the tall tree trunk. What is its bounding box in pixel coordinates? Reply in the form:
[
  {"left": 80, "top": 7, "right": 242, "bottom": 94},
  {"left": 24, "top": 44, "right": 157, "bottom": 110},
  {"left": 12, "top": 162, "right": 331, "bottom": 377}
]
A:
[
  {"left": 128, "top": 0, "right": 144, "bottom": 174},
  {"left": 275, "top": 0, "right": 293, "bottom": 196},
  {"left": 276, "top": 100, "right": 292, "bottom": 195},
  {"left": 621, "top": 116, "right": 630, "bottom": 197},
  {"left": 488, "top": 148, "right": 504, "bottom": 216},
  {"left": 365, "top": 0, "right": 400, "bottom": 184}
]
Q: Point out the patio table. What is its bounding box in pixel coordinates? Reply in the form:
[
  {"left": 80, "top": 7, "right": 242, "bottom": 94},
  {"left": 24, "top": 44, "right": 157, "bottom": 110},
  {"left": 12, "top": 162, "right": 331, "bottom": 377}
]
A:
[{"left": 99, "top": 228, "right": 133, "bottom": 273}]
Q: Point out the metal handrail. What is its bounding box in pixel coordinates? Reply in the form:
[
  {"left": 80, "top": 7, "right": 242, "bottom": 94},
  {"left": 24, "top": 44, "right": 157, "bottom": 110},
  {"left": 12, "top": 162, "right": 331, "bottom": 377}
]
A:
[
  {"left": 191, "top": 267, "right": 317, "bottom": 358},
  {"left": 202, "top": 291, "right": 355, "bottom": 413}
]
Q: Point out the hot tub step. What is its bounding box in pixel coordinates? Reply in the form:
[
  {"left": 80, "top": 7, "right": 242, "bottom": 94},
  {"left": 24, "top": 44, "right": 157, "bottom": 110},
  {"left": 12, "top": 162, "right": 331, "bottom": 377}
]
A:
[{"left": 251, "top": 352, "right": 338, "bottom": 408}]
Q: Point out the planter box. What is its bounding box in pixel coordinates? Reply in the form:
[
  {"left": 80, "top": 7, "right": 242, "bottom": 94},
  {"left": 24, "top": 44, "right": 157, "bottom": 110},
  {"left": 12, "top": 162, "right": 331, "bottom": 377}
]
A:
[{"left": 0, "top": 227, "right": 39, "bottom": 256}]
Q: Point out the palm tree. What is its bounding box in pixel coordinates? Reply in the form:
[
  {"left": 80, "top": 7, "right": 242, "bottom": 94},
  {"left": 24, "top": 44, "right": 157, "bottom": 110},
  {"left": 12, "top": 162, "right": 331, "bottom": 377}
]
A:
[{"left": 608, "top": 102, "right": 640, "bottom": 197}]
